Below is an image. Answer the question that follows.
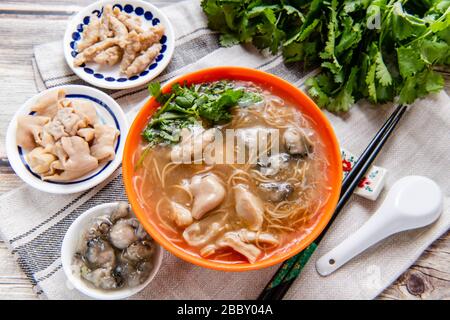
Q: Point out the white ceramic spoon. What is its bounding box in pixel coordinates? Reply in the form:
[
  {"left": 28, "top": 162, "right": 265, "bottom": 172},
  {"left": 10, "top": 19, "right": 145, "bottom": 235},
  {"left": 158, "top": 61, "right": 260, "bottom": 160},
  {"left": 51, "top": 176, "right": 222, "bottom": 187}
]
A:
[{"left": 316, "top": 176, "right": 443, "bottom": 276}]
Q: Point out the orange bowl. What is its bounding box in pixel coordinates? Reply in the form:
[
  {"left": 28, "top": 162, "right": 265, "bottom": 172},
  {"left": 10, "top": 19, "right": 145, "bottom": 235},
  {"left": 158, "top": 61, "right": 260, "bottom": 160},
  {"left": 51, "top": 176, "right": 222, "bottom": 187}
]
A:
[{"left": 123, "top": 66, "right": 342, "bottom": 271}]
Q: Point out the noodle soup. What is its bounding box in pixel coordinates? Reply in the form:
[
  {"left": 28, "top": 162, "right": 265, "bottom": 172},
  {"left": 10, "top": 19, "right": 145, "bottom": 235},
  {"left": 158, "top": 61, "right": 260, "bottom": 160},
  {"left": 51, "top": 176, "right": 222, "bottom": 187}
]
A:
[{"left": 130, "top": 80, "right": 333, "bottom": 265}]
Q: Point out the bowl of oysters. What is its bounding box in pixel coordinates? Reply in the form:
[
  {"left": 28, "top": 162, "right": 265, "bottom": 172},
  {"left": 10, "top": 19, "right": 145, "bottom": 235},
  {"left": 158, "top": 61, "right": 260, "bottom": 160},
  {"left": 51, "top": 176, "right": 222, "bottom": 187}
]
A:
[{"left": 61, "top": 202, "right": 163, "bottom": 299}]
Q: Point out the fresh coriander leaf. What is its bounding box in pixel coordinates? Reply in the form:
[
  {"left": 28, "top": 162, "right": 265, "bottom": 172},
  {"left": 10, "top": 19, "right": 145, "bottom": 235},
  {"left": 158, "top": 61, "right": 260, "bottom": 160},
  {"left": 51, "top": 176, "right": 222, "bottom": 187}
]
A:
[
  {"left": 391, "top": 2, "right": 427, "bottom": 41},
  {"left": 148, "top": 82, "right": 163, "bottom": 101},
  {"left": 421, "top": 69, "right": 445, "bottom": 93},
  {"left": 366, "top": 61, "right": 377, "bottom": 103},
  {"left": 397, "top": 46, "right": 426, "bottom": 78},
  {"left": 320, "top": 0, "right": 338, "bottom": 61},
  {"left": 398, "top": 76, "right": 417, "bottom": 104},
  {"left": 331, "top": 67, "right": 359, "bottom": 112},
  {"left": 375, "top": 51, "right": 392, "bottom": 86},
  {"left": 419, "top": 39, "right": 449, "bottom": 64},
  {"left": 219, "top": 33, "right": 240, "bottom": 47},
  {"left": 306, "top": 77, "right": 330, "bottom": 108}
]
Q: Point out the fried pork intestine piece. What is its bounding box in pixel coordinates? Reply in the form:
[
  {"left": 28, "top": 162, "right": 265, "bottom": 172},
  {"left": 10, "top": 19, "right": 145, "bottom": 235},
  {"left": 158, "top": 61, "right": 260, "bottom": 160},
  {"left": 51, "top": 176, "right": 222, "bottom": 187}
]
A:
[
  {"left": 124, "top": 43, "right": 162, "bottom": 77},
  {"left": 104, "top": 5, "right": 128, "bottom": 47},
  {"left": 31, "top": 89, "right": 65, "bottom": 118},
  {"left": 73, "top": 38, "right": 118, "bottom": 66},
  {"left": 16, "top": 115, "right": 50, "bottom": 150},
  {"left": 99, "top": 5, "right": 113, "bottom": 40},
  {"left": 93, "top": 46, "right": 123, "bottom": 66},
  {"left": 120, "top": 31, "right": 141, "bottom": 73},
  {"left": 113, "top": 7, "right": 143, "bottom": 33},
  {"left": 77, "top": 15, "right": 101, "bottom": 52},
  {"left": 44, "top": 136, "right": 99, "bottom": 181},
  {"left": 139, "top": 25, "right": 165, "bottom": 49},
  {"left": 120, "top": 26, "right": 164, "bottom": 73},
  {"left": 90, "top": 124, "right": 120, "bottom": 161}
]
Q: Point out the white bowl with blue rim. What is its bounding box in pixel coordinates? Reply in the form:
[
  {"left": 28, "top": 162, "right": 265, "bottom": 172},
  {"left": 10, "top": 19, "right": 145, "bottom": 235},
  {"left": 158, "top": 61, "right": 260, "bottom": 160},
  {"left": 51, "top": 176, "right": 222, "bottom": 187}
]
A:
[
  {"left": 6, "top": 85, "right": 128, "bottom": 194},
  {"left": 63, "top": 0, "right": 175, "bottom": 90}
]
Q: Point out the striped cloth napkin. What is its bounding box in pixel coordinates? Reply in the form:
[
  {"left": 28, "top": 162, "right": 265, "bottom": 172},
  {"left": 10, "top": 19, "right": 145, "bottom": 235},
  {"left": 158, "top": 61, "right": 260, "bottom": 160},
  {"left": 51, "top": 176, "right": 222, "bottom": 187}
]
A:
[{"left": 1, "top": 0, "right": 449, "bottom": 300}]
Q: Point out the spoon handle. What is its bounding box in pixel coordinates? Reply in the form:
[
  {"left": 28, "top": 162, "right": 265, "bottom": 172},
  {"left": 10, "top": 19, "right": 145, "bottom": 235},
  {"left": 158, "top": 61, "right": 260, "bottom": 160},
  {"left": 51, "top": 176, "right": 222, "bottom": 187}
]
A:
[{"left": 315, "top": 209, "right": 397, "bottom": 276}]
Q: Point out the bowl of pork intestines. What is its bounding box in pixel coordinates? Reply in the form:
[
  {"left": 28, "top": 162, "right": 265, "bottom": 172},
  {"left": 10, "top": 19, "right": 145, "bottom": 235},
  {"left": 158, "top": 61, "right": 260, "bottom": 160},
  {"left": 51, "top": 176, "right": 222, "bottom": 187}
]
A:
[
  {"left": 63, "top": 0, "right": 174, "bottom": 90},
  {"left": 6, "top": 85, "right": 128, "bottom": 194}
]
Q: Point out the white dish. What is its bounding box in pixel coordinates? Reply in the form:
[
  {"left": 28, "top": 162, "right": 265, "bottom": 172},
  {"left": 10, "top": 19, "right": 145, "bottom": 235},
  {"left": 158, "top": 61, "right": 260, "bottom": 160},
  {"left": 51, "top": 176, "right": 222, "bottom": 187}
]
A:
[
  {"left": 63, "top": 0, "right": 175, "bottom": 90},
  {"left": 6, "top": 85, "right": 128, "bottom": 194},
  {"left": 61, "top": 202, "right": 163, "bottom": 300}
]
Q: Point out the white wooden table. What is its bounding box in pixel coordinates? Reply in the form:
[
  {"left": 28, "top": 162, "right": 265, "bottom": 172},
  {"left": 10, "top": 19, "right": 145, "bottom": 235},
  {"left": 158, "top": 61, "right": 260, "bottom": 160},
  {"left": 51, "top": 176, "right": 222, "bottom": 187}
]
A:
[{"left": 0, "top": 0, "right": 448, "bottom": 300}]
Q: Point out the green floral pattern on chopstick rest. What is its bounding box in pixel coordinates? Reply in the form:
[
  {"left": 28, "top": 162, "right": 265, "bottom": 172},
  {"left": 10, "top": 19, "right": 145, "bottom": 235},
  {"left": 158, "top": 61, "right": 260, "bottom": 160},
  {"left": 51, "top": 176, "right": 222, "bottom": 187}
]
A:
[{"left": 341, "top": 148, "right": 388, "bottom": 201}]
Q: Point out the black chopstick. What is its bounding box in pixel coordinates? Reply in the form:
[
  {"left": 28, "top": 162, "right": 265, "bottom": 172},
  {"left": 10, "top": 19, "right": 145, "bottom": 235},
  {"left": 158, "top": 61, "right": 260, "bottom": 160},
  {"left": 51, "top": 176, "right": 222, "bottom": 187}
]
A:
[
  {"left": 340, "top": 105, "right": 404, "bottom": 196},
  {"left": 257, "top": 104, "right": 407, "bottom": 300}
]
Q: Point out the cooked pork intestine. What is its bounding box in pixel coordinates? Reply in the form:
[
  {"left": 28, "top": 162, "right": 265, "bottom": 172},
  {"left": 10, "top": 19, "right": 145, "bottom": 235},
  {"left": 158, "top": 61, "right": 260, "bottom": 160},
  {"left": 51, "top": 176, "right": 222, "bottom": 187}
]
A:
[
  {"left": 54, "top": 108, "right": 86, "bottom": 136},
  {"left": 99, "top": 10, "right": 113, "bottom": 40},
  {"left": 77, "top": 127, "right": 95, "bottom": 142},
  {"left": 73, "top": 8, "right": 165, "bottom": 78},
  {"left": 16, "top": 115, "right": 50, "bottom": 150},
  {"left": 17, "top": 90, "right": 119, "bottom": 181},
  {"left": 233, "top": 184, "right": 264, "bottom": 231},
  {"left": 44, "top": 136, "right": 98, "bottom": 181},
  {"left": 124, "top": 43, "right": 162, "bottom": 77},
  {"left": 105, "top": 6, "right": 128, "bottom": 47},
  {"left": 190, "top": 174, "right": 226, "bottom": 220},
  {"left": 73, "top": 38, "right": 118, "bottom": 66},
  {"left": 120, "top": 26, "right": 164, "bottom": 73},
  {"left": 93, "top": 46, "right": 123, "bottom": 66},
  {"left": 58, "top": 98, "right": 72, "bottom": 108},
  {"left": 44, "top": 160, "right": 63, "bottom": 177},
  {"left": 38, "top": 130, "right": 55, "bottom": 152},
  {"left": 77, "top": 15, "right": 101, "bottom": 52},
  {"left": 213, "top": 232, "right": 262, "bottom": 264},
  {"left": 120, "top": 31, "right": 142, "bottom": 72},
  {"left": 113, "top": 7, "right": 144, "bottom": 33},
  {"left": 42, "top": 120, "right": 67, "bottom": 142},
  {"left": 31, "top": 89, "right": 65, "bottom": 118},
  {"left": 139, "top": 25, "right": 165, "bottom": 49},
  {"left": 26, "top": 147, "right": 57, "bottom": 175},
  {"left": 169, "top": 202, "right": 193, "bottom": 228},
  {"left": 200, "top": 229, "right": 279, "bottom": 259},
  {"left": 90, "top": 124, "right": 120, "bottom": 162},
  {"left": 182, "top": 213, "right": 228, "bottom": 247},
  {"left": 72, "top": 100, "right": 98, "bottom": 126}
]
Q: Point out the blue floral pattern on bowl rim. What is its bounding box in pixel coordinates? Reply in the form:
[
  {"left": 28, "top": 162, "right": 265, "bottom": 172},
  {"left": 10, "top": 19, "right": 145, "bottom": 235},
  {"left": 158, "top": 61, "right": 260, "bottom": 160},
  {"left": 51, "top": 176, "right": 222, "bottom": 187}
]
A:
[
  {"left": 18, "top": 94, "right": 121, "bottom": 185},
  {"left": 69, "top": 3, "right": 168, "bottom": 83}
]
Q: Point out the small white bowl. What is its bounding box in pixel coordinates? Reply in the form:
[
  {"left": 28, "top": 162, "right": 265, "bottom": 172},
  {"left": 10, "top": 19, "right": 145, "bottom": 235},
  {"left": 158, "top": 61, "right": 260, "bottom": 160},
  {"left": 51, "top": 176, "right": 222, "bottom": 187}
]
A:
[
  {"left": 61, "top": 202, "right": 163, "bottom": 300},
  {"left": 6, "top": 85, "right": 127, "bottom": 194},
  {"left": 63, "top": 0, "right": 175, "bottom": 90}
]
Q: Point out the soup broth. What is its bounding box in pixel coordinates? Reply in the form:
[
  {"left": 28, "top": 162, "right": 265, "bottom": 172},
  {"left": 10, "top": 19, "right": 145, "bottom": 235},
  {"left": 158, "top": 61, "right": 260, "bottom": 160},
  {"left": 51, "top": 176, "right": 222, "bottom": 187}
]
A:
[{"left": 132, "top": 80, "right": 332, "bottom": 264}]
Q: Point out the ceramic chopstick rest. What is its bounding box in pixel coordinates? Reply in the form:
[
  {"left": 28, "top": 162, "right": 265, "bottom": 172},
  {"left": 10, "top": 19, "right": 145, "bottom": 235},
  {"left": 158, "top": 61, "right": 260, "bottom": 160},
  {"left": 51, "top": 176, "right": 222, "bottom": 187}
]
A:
[
  {"left": 341, "top": 148, "right": 388, "bottom": 201},
  {"left": 316, "top": 176, "right": 443, "bottom": 276}
]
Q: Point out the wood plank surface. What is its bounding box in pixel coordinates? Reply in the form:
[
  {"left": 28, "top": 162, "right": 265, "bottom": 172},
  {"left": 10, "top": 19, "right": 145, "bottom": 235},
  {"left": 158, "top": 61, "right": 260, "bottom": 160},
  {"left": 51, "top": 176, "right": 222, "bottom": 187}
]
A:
[{"left": 0, "top": 0, "right": 448, "bottom": 300}]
